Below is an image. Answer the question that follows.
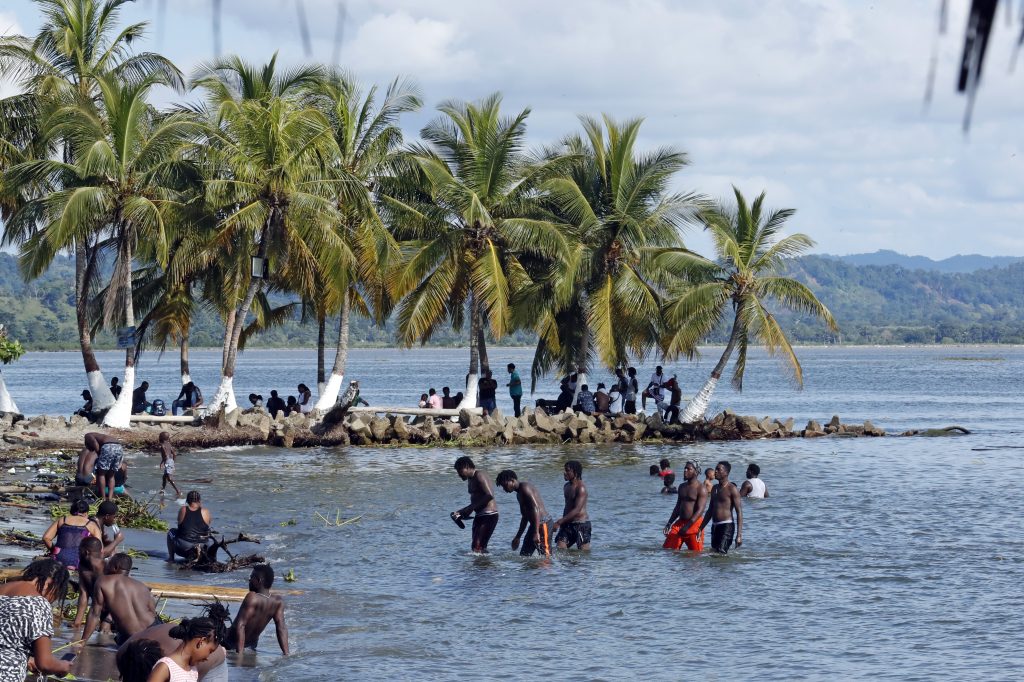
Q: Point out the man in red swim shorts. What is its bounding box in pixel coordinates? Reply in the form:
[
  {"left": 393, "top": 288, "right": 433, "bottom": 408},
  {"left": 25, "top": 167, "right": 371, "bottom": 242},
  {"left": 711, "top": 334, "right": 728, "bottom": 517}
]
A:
[{"left": 663, "top": 461, "right": 708, "bottom": 551}]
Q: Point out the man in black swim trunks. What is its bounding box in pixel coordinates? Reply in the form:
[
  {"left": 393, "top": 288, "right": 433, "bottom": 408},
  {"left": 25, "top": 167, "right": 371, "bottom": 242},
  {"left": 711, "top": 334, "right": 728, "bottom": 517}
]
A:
[
  {"left": 552, "top": 460, "right": 591, "bottom": 550},
  {"left": 497, "top": 470, "right": 552, "bottom": 556},
  {"left": 451, "top": 456, "right": 500, "bottom": 553},
  {"left": 698, "top": 460, "right": 743, "bottom": 554}
]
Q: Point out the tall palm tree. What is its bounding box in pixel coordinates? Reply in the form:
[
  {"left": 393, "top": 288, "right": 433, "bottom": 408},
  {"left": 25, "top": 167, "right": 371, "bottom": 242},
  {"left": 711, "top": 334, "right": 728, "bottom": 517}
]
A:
[
  {"left": 7, "top": 73, "right": 199, "bottom": 427},
  {"left": 193, "top": 55, "right": 343, "bottom": 413},
  {"left": 658, "top": 188, "right": 837, "bottom": 423},
  {"left": 521, "top": 115, "right": 699, "bottom": 396},
  {"left": 308, "top": 72, "right": 420, "bottom": 410},
  {"left": 0, "top": 326, "right": 25, "bottom": 414},
  {"left": 0, "top": 0, "right": 182, "bottom": 410},
  {"left": 386, "top": 93, "right": 566, "bottom": 408}
]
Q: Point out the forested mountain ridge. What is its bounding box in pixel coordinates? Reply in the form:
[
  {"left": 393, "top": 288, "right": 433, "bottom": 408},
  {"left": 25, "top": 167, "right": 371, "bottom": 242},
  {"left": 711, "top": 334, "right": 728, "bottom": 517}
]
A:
[
  {"left": 2, "top": 252, "right": 1022, "bottom": 349},
  {"left": 824, "top": 249, "right": 1024, "bottom": 273}
]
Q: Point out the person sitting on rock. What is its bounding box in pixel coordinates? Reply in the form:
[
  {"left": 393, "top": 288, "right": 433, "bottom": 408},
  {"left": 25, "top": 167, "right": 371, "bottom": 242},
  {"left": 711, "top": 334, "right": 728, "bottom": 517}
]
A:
[
  {"left": 555, "top": 380, "right": 575, "bottom": 413},
  {"left": 75, "top": 390, "right": 94, "bottom": 419},
  {"left": 575, "top": 384, "right": 596, "bottom": 415},
  {"left": 266, "top": 391, "right": 286, "bottom": 418},
  {"left": 594, "top": 383, "right": 611, "bottom": 415},
  {"left": 441, "top": 386, "right": 459, "bottom": 409},
  {"left": 285, "top": 395, "right": 299, "bottom": 415},
  {"left": 418, "top": 393, "right": 429, "bottom": 408},
  {"left": 297, "top": 384, "right": 314, "bottom": 414},
  {"left": 172, "top": 381, "right": 203, "bottom": 416},
  {"left": 427, "top": 388, "right": 443, "bottom": 410},
  {"left": 131, "top": 381, "right": 151, "bottom": 414}
]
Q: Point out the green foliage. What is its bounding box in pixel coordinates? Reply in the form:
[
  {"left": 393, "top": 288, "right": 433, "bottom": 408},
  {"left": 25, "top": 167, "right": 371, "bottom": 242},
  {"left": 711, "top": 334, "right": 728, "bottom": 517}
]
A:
[
  {"left": 49, "top": 496, "right": 168, "bottom": 531},
  {"left": 0, "top": 333, "right": 24, "bottom": 365}
]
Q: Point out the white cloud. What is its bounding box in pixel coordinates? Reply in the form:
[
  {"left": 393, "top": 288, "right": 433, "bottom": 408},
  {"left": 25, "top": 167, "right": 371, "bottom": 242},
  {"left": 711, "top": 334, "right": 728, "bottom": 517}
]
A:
[{"left": 2, "top": 0, "right": 1022, "bottom": 258}]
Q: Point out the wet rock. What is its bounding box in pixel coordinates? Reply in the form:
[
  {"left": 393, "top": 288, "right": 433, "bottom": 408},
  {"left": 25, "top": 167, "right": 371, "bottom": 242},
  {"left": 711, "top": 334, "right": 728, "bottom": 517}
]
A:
[
  {"left": 459, "top": 409, "right": 483, "bottom": 429},
  {"left": 369, "top": 417, "right": 391, "bottom": 442},
  {"left": 806, "top": 420, "right": 822, "bottom": 433},
  {"left": 438, "top": 422, "right": 461, "bottom": 441},
  {"left": 391, "top": 415, "right": 410, "bottom": 442},
  {"left": 347, "top": 415, "right": 372, "bottom": 441},
  {"left": 863, "top": 420, "right": 885, "bottom": 437},
  {"left": 2, "top": 434, "right": 26, "bottom": 445},
  {"left": 828, "top": 415, "right": 841, "bottom": 429},
  {"left": 737, "top": 416, "right": 763, "bottom": 435}
]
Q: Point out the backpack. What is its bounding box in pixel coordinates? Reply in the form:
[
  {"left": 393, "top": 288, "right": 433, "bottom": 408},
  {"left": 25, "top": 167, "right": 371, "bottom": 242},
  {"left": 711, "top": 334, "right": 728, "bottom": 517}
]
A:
[{"left": 151, "top": 399, "right": 167, "bottom": 416}]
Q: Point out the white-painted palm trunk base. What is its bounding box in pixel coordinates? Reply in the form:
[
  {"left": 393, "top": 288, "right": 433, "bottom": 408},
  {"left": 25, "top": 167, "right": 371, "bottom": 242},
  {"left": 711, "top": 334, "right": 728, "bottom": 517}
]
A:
[
  {"left": 315, "top": 373, "right": 344, "bottom": 411},
  {"left": 572, "top": 372, "right": 589, "bottom": 404},
  {"left": 88, "top": 371, "right": 116, "bottom": 410},
  {"left": 0, "top": 372, "right": 19, "bottom": 414},
  {"left": 680, "top": 375, "right": 719, "bottom": 424},
  {"left": 205, "top": 375, "right": 238, "bottom": 415},
  {"left": 102, "top": 366, "right": 135, "bottom": 428},
  {"left": 458, "top": 373, "right": 479, "bottom": 410}
]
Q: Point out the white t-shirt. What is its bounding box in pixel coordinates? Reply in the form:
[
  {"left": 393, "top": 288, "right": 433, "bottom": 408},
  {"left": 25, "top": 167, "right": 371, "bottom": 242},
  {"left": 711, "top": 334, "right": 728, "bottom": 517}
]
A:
[{"left": 747, "top": 477, "right": 766, "bottom": 498}]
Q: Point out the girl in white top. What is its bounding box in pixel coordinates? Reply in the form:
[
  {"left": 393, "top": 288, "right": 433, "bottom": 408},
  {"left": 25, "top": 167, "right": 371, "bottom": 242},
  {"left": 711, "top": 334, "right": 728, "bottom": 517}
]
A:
[{"left": 146, "top": 615, "right": 224, "bottom": 682}]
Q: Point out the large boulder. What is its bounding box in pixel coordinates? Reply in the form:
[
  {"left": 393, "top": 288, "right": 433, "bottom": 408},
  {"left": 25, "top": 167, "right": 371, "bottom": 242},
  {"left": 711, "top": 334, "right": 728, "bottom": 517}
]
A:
[
  {"left": 863, "top": 420, "right": 885, "bottom": 437},
  {"left": 533, "top": 408, "right": 556, "bottom": 433},
  {"left": 369, "top": 417, "right": 391, "bottom": 442},
  {"left": 391, "top": 415, "right": 411, "bottom": 442},
  {"left": 347, "top": 415, "right": 373, "bottom": 441},
  {"left": 737, "top": 416, "right": 763, "bottom": 435},
  {"left": 459, "top": 409, "right": 483, "bottom": 428},
  {"left": 438, "top": 422, "right": 461, "bottom": 441}
]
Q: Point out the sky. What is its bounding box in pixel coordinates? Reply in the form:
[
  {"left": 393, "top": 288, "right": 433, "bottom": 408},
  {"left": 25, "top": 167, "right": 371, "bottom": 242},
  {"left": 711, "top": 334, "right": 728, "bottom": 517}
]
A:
[{"left": 2, "top": 0, "right": 1023, "bottom": 259}]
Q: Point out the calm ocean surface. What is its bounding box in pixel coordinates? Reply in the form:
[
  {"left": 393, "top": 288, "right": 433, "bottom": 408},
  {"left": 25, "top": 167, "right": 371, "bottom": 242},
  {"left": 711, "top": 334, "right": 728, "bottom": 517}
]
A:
[{"left": 6, "top": 346, "right": 1024, "bottom": 680}]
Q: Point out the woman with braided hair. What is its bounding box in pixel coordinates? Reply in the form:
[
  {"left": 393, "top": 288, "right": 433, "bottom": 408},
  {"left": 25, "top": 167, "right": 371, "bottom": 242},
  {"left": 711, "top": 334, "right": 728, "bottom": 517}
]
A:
[
  {"left": 118, "top": 602, "right": 231, "bottom": 682},
  {"left": 0, "top": 559, "right": 72, "bottom": 681}
]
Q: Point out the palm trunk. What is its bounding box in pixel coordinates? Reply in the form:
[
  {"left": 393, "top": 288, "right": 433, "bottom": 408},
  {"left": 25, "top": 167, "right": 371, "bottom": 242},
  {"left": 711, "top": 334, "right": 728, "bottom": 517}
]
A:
[
  {"left": 180, "top": 330, "right": 191, "bottom": 385},
  {"left": 680, "top": 309, "right": 744, "bottom": 423},
  {"left": 476, "top": 308, "right": 490, "bottom": 375},
  {"left": 210, "top": 222, "right": 272, "bottom": 414},
  {"left": 317, "top": 312, "right": 326, "bottom": 394},
  {"left": 220, "top": 308, "right": 235, "bottom": 371},
  {"left": 103, "top": 240, "right": 137, "bottom": 429},
  {"left": 315, "top": 290, "right": 350, "bottom": 410},
  {"left": 458, "top": 295, "right": 481, "bottom": 409},
  {"left": 77, "top": 239, "right": 115, "bottom": 409},
  {"left": 572, "top": 324, "right": 590, "bottom": 404},
  {"left": 0, "top": 369, "right": 19, "bottom": 415}
]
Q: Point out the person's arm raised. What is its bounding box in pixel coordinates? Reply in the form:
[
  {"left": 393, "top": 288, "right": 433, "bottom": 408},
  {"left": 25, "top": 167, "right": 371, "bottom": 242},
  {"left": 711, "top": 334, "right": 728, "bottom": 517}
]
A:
[{"left": 274, "top": 599, "right": 290, "bottom": 656}]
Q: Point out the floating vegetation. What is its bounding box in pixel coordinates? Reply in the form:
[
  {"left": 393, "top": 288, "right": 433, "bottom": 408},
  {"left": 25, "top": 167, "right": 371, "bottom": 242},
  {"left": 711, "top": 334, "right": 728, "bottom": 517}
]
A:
[
  {"left": 279, "top": 519, "right": 297, "bottom": 527},
  {"left": 313, "top": 510, "right": 362, "bottom": 528},
  {"left": 284, "top": 568, "right": 297, "bottom": 582},
  {"left": 941, "top": 356, "right": 1004, "bottom": 362},
  {"left": 49, "top": 496, "right": 168, "bottom": 531}
]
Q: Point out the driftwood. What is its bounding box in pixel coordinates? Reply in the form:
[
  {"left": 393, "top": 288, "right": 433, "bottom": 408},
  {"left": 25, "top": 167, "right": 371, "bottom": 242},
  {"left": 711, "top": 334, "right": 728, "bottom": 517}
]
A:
[
  {"left": 181, "top": 532, "right": 266, "bottom": 573},
  {"left": 901, "top": 425, "right": 972, "bottom": 437},
  {"left": 129, "top": 414, "right": 198, "bottom": 424},
  {"left": 347, "top": 406, "right": 481, "bottom": 417}
]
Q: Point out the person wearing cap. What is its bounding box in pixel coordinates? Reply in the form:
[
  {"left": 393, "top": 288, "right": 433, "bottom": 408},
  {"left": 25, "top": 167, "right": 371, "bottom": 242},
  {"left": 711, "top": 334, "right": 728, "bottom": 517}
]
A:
[
  {"left": 75, "top": 390, "right": 94, "bottom": 419},
  {"left": 96, "top": 500, "right": 125, "bottom": 558}
]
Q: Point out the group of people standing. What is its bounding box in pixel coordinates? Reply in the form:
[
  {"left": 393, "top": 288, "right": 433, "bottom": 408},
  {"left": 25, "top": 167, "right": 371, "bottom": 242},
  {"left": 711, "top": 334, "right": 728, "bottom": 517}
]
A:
[{"left": 450, "top": 456, "right": 768, "bottom": 558}]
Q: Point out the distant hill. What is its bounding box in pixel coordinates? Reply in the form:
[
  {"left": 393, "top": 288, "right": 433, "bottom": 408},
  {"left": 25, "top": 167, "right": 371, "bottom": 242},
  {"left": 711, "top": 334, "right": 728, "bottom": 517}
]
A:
[
  {"left": 2, "top": 251, "right": 1023, "bottom": 349},
  {"left": 822, "top": 249, "right": 1024, "bottom": 273}
]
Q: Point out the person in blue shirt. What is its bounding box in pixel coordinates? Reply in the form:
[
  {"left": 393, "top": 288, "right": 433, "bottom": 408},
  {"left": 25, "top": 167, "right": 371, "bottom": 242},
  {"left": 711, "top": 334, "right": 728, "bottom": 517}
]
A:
[{"left": 506, "top": 363, "right": 523, "bottom": 417}]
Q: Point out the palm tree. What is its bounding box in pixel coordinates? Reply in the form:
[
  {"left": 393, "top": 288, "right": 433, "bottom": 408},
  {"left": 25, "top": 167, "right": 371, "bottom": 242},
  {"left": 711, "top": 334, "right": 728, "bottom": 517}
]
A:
[
  {"left": 386, "top": 93, "right": 566, "bottom": 408},
  {"left": 308, "top": 72, "right": 420, "bottom": 410},
  {"left": 0, "top": 0, "right": 182, "bottom": 410},
  {"left": 0, "top": 326, "right": 25, "bottom": 414},
  {"left": 7, "top": 73, "right": 199, "bottom": 427},
  {"left": 521, "top": 115, "right": 700, "bottom": 397},
  {"left": 193, "top": 55, "right": 343, "bottom": 413},
  {"left": 658, "top": 188, "right": 837, "bottom": 423}
]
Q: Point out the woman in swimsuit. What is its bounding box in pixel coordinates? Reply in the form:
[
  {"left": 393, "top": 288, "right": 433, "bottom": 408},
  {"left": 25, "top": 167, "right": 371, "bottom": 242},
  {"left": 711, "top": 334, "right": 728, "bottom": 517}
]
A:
[{"left": 41, "top": 499, "right": 102, "bottom": 570}]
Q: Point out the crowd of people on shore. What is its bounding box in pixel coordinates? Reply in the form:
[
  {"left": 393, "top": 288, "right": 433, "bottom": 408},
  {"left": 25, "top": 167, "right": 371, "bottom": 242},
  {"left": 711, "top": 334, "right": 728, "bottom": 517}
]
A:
[
  {"left": 449, "top": 455, "right": 769, "bottom": 558},
  {"left": 0, "top": 430, "right": 291, "bottom": 682}
]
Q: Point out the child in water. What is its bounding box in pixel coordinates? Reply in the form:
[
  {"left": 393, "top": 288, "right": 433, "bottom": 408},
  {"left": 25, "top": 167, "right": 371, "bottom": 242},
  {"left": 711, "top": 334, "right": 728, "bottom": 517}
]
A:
[
  {"left": 660, "top": 473, "right": 677, "bottom": 494},
  {"left": 146, "top": 614, "right": 225, "bottom": 682},
  {"left": 158, "top": 432, "right": 181, "bottom": 498}
]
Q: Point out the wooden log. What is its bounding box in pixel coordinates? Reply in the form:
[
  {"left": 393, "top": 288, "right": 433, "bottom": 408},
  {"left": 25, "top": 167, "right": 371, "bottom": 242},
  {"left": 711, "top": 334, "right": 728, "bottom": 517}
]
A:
[
  {"left": 0, "top": 484, "right": 63, "bottom": 494},
  {"left": 129, "top": 414, "right": 198, "bottom": 424},
  {"left": 346, "top": 406, "right": 481, "bottom": 417},
  {"left": 0, "top": 569, "right": 301, "bottom": 600}
]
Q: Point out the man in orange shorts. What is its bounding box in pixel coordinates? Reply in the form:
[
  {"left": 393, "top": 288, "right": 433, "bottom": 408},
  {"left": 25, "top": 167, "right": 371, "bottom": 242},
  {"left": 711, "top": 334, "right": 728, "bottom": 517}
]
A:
[{"left": 663, "top": 461, "right": 708, "bottom": 551}]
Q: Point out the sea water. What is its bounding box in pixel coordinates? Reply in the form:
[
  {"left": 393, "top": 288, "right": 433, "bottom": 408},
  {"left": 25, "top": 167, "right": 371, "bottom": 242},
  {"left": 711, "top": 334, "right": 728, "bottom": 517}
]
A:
[{"left": 6, "top": 346, "right": 1024, "bottom": 679}]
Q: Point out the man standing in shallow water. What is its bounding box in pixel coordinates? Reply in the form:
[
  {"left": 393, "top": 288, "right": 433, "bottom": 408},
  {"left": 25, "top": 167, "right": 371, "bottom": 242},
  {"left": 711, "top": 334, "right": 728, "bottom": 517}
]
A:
[
  {"left": 497, "top": 470, "right": 552, "bottom": 556},
  {"left": 451, "top": 456, "right": 500, "bottom": 553},
  {"left": 552, "top": 460, "right": 590, "bottom": 550},
  {"left": 663, "top": 461, "right": 707, "bottom": 551},
  {"left": 699, "top": 461, "right": 743, "bottom": 554}
]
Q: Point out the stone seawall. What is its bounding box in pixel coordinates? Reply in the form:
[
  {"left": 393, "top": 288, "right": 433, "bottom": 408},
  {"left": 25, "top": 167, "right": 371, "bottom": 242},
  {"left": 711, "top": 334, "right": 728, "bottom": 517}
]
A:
[{"left": 3, "top": 406, "right": 967, "bottom": 454}]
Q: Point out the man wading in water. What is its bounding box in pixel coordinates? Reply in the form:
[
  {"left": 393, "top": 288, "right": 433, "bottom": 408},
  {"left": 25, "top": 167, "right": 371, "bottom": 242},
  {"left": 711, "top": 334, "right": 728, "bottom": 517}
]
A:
[
  {"left": 225, "top": 565, "right": 290, "bottom": 655},
  {"left": 552, "top": 460, "right": 591, "bottom": 550},
  {"left": 663, "top": 461, "right": 708, "bottom": 551},
  {"left": 699, "top": 461, "right": 743, "bottom": 554},
  {"left": 497, "top": 470, "right": 552, "bottom": 556},
  {"left": 451, "top": 456, "right": 500, "bottom": 553}
]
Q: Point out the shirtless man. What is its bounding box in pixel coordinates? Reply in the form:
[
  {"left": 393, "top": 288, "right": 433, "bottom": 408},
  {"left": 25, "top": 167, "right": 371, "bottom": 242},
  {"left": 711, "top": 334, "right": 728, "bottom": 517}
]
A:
[
  {"left": 116, "top": 602, "right": 230, "bottom": 681},
  {"left": 698, "top": 461, "right": 743, "bottom": 554},
  {"left": 451, "top": 456, "right": 499, "bottom": 553},
  {"left": 86, "top": 432, "right": 124, "bottom": 501},
  {"left": 74, "top": 445, "right": 98, "bottom": 487},
  {"left": 703, "top": 467, "right": 716, "bottom": 494},
  {"left": 96, "top": 500, "right": 124, "bottom": 558},
  {"left": 496, "top": 470, "right": 552, "bottom": 556},
  {"left": 81, "top": 553, "right": 158, "bottom": 646},
  {"left": 739, "top": 463, "right": 769, "bottom": 498},
  {"left": 552, "top": 460, "right": 590, "bottom": 550},
  {"left": 663, "top": 461, "right": 708, "bottom": 551},
  {"left": 225, "top": 565, "right": 290, "bottom": 655}
]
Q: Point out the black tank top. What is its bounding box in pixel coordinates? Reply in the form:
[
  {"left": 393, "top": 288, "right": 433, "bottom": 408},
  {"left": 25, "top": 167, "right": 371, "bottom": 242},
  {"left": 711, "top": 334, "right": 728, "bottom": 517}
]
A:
[{"left": 178, "top": 506, "right": 210, "bottom": 543}]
